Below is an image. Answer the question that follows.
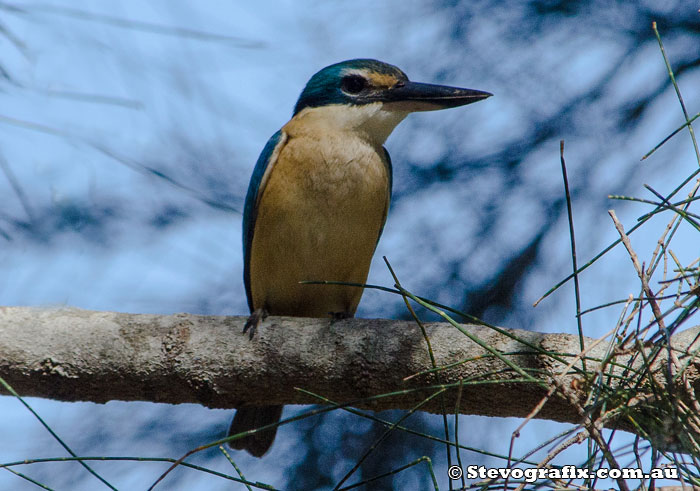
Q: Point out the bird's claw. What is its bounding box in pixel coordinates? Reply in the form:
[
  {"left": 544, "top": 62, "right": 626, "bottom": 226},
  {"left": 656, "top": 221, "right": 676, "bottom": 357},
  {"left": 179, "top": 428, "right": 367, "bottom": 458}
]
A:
[
  {"left": 243, "top": 308, "right": 268, "bottom": 340},
  {"left": 329, "top": 311, "right": 353, "bottom": 324}
]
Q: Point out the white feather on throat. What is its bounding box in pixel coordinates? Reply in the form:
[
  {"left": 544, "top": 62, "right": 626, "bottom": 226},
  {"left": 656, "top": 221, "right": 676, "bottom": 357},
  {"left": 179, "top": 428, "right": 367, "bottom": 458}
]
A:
[{"left": 293, "top": 102, "right": 408, "bottom": 147}]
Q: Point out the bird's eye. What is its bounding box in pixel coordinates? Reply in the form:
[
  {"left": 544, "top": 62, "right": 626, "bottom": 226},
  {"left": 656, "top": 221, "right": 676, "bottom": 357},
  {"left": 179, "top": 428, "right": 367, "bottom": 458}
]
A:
[{"left": 341, "top": 75, "right": 367, "bottom": 95}]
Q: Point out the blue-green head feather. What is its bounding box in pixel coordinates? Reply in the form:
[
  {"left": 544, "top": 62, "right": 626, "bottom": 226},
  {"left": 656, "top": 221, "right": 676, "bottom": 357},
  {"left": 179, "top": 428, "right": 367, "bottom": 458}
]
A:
[{"left": 293, "top": 59, "right": 408, "bottom": 115}]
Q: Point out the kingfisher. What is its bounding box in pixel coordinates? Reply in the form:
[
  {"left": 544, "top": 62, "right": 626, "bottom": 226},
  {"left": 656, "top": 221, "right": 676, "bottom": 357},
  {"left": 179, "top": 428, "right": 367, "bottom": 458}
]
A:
[{"left": 228, "top": 59, "right": 491, "bottom": 457}]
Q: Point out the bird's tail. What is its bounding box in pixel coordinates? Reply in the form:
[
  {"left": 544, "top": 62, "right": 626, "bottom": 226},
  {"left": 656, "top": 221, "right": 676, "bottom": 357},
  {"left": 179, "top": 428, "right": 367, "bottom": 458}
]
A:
[{"left": 228, "top": 405, "right": 283, "bottom": 457}]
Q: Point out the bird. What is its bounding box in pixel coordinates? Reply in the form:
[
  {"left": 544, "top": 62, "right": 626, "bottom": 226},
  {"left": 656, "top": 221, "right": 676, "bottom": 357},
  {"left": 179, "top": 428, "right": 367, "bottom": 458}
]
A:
[{"left": 228, "top": 59, "right": 491, "bottom": 457}]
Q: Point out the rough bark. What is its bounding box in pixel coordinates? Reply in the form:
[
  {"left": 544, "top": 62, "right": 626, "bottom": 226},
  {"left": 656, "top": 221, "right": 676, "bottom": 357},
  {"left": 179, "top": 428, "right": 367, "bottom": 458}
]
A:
[{"left": 0, "top": 306, "right": 698, "bottom": 429}]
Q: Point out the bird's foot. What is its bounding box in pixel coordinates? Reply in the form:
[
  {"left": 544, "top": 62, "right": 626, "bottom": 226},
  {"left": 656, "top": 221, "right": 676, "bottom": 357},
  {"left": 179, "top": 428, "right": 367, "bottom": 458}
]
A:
[
  {"left": 329, "top": 310, "right": 353, "bottom": 324},
  {"left": 243, "top": 308, "right": 268, "bottom": 340}
]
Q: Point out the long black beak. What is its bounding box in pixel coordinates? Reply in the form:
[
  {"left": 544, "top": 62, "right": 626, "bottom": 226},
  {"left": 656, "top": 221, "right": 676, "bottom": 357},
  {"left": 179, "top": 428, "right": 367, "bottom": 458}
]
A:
[{"left": 381, "top": 81, "right": 492, "bottom": 112}]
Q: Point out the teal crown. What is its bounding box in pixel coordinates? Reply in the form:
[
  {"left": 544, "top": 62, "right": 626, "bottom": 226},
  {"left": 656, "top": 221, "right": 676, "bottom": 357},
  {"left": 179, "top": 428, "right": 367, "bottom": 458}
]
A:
[{"left": 293, "top": 59, "right": 407, "bottom": 115}]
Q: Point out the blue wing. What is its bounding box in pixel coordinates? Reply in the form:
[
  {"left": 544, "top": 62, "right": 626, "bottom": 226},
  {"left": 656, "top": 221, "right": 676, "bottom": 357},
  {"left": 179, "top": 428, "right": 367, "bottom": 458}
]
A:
[
  {"left": 377, "top": 146, "right": 393, "bottom": 246},
  {"left": 242, "top": 129, "right": 285, "bottom": 312}
]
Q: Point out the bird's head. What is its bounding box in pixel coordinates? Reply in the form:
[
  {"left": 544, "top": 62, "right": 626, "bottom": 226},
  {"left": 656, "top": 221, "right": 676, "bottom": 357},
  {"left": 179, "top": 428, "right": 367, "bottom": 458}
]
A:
[{"left": 291, "top": 59, "right": 491, "bottom": 144}]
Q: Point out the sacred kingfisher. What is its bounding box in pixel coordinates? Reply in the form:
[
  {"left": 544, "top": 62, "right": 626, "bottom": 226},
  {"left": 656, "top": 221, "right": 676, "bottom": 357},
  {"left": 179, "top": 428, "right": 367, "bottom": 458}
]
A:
[{"left": 229, "top": 59, "right": 491, "bottom": 457}]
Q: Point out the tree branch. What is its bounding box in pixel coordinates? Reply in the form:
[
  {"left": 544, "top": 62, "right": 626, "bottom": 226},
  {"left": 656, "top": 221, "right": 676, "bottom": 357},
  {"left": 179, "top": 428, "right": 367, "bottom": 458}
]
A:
[{"left": 1, "top": 306, "right": 698, "bottom": 431}]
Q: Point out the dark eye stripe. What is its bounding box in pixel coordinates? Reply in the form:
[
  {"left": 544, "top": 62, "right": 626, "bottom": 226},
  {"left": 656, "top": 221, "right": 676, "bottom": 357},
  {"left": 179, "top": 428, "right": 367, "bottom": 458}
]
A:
[{"left": 341, "top": 75, "right": 367, "bottom": 95}]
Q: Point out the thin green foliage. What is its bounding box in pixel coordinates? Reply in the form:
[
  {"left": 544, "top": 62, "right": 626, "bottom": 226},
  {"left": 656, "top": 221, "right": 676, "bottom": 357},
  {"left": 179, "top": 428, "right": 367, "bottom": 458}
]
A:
[
  {"left": 333, "top": 387, "right": 447, "bottom": 490},
  {"left": 384, "top": 256, "right": 455, "bottom": 488},
  {"left": 0, "top": 376, "right": 116, "bottom": 490},
  {"left": 337, "top": 457, "right": 438, "bottom": 491}
]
